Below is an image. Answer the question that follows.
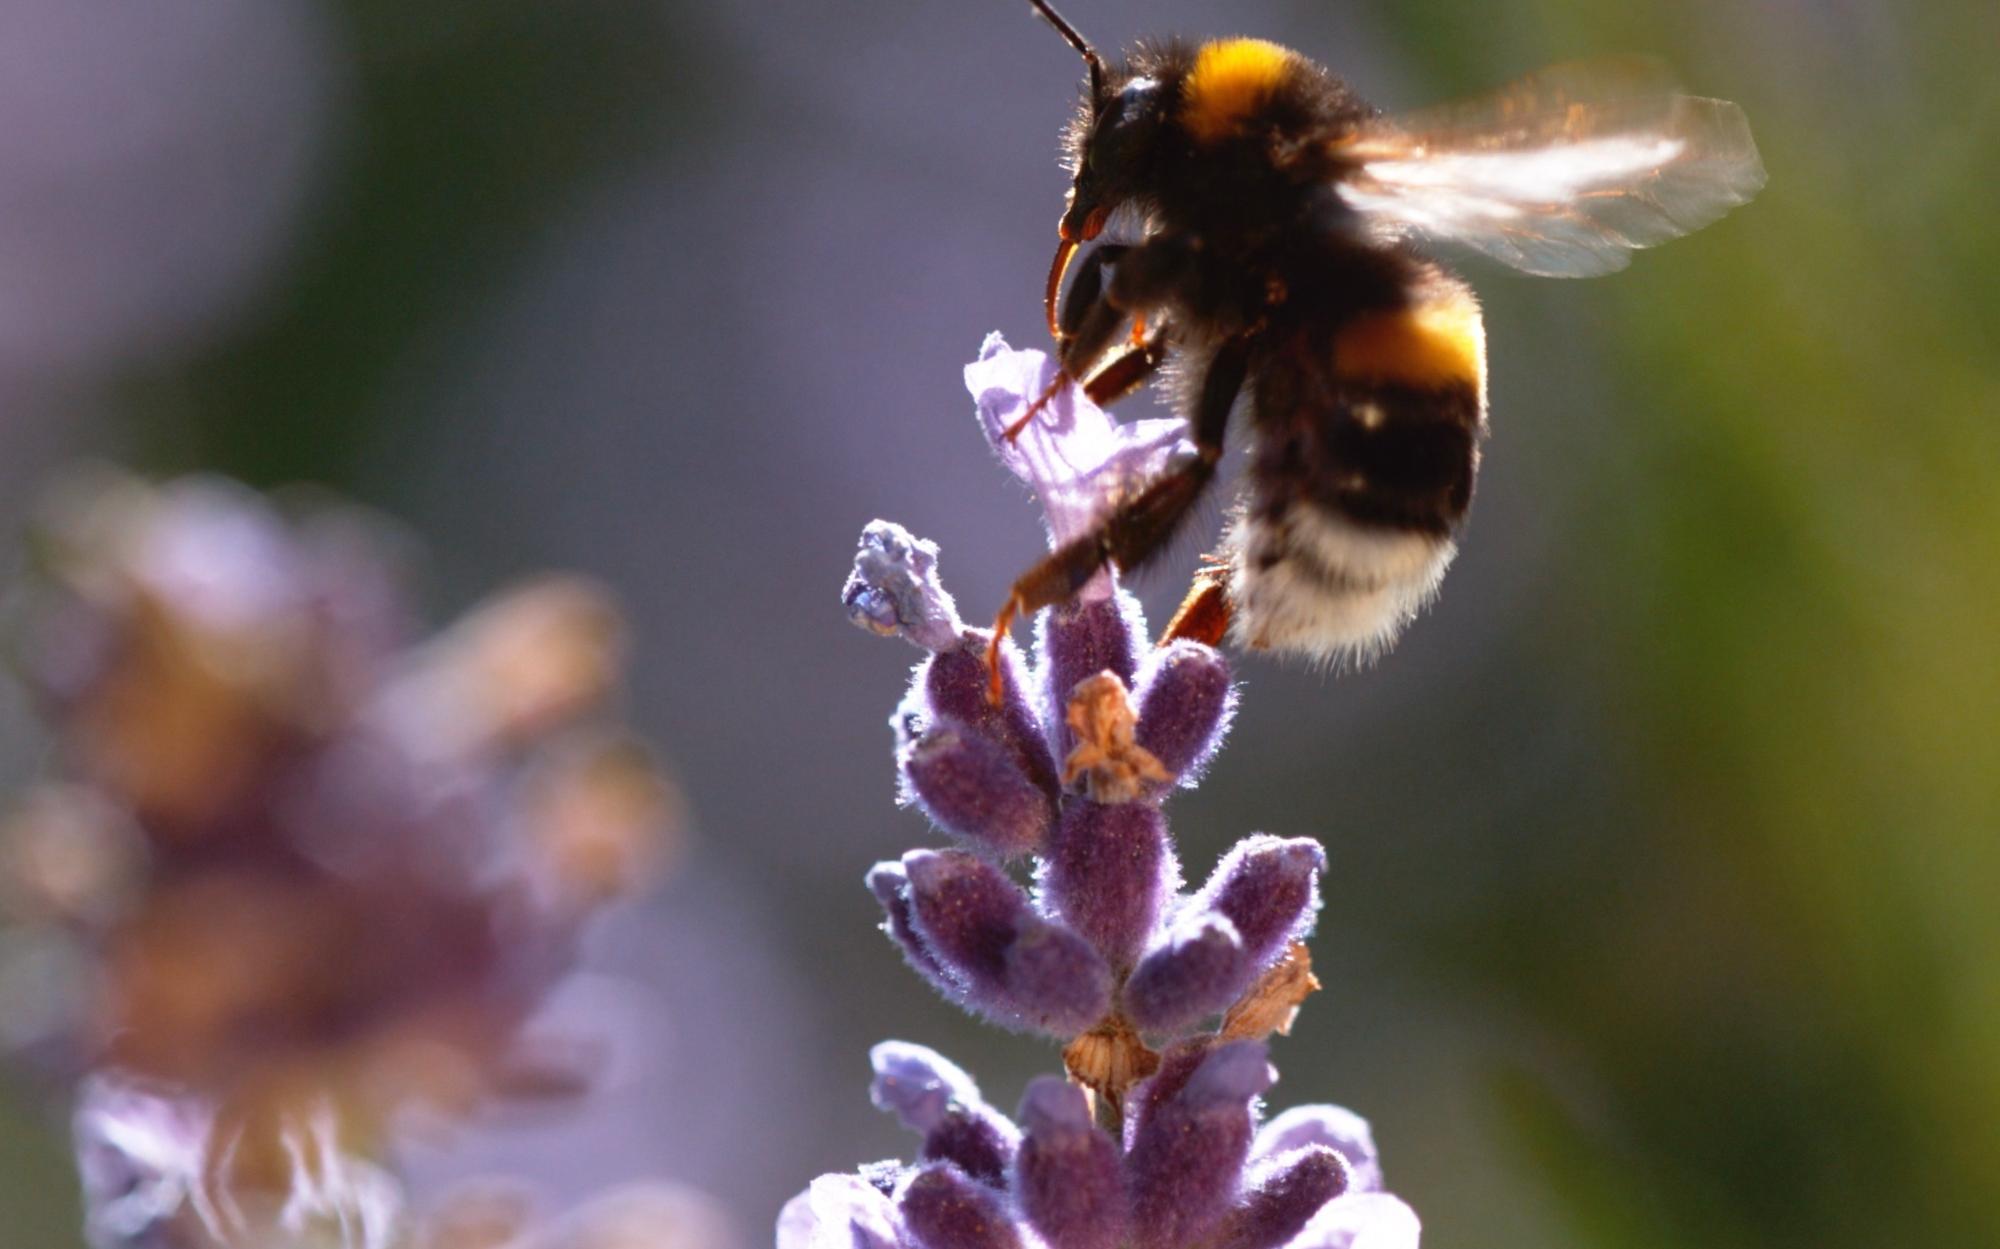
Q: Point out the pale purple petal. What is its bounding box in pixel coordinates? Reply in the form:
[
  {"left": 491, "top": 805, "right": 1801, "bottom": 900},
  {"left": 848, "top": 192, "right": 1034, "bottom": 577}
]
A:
[
  {"left": 1286, "top": 1193, "right": 1421, "bottom": 1249},
  {"left": 964, "top": 333, "right": 1194, "bottom": 552},
  {"left": 870, "top": 1043, "right": 983, "bottom": 1134},
  {"left": 778, "top": 1173, "right": 908, "bottom": 1249},
  {"left": 1253, "top": 1106, "right": 1383, "bottom": 1193}
]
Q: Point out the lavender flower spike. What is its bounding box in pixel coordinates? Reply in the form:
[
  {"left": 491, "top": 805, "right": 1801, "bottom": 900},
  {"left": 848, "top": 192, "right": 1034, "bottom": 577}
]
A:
[{"left": 845, "top": 521, "right": 964, "bottom": 652}]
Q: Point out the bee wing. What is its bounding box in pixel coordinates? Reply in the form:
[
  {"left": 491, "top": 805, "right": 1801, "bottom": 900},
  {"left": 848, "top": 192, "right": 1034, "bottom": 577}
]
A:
[{"left": 1336, "top": 58, "right": 1766, "bottom": 277}]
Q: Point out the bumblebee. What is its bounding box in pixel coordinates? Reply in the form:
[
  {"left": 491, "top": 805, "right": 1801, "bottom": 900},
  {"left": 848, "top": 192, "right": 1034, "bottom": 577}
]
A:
[{"left": 988, "top": 1, "right": 1764, "bottom": 682}]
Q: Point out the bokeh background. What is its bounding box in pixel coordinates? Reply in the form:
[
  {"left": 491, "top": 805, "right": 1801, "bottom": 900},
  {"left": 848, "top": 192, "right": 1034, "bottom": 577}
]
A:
[{"left": 1, "top": 0, "right": 1996, "bottom": 1246}]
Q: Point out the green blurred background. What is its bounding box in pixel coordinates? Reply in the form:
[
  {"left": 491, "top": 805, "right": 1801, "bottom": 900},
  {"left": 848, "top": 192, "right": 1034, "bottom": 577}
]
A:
[{"left": 1, "top": 0, "right": 1995, "bottom": 1246}]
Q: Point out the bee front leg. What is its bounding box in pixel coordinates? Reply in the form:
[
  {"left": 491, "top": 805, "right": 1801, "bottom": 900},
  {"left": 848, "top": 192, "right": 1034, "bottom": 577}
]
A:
[{"left": 986, "top": 334, "right": 1253, "bottom": 703}]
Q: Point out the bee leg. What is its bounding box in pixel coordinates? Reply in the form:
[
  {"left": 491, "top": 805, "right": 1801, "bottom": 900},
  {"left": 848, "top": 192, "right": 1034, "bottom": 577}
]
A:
[
  {"left": 986, "top": 336, "right": 1252, "bottom": 703},
  {"left": 1081, "top": 329, "right": 1171, "bottom": 408}
]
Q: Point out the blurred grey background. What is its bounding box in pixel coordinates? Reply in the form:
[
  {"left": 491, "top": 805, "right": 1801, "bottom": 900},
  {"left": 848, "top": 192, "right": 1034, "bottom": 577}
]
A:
[{"left": 2, "top": 1, "right": 1996, "bottom": 1247}]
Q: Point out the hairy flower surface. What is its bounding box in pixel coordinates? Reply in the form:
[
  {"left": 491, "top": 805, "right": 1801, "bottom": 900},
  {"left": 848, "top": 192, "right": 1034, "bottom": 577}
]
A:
[
  {"left": 800, "top": 340, "right": 1420, "bottom": 1248},
  {"left": 0, "top": 470, "right": 683, "bottom": 1248},
  {"left": 778, "top": 1039, "right": 1417, "bottom": 1249}
]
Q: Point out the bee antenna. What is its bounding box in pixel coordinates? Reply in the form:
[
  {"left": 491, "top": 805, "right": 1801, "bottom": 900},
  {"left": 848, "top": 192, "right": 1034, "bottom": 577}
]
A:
[{"left": 1024, "top": 0, "right": 1106, "bottom": 97}]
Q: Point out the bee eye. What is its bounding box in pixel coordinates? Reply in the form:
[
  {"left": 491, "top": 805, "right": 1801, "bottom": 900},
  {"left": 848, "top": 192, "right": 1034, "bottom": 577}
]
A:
[{"left": 1087, "top": 77, "right": 1160, "bottom": 178}]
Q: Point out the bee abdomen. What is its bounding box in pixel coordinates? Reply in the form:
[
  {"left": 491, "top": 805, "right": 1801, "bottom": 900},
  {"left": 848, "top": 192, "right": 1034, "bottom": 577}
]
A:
[{"left": 1229, "top": 277, "right": 1486, "bottom": 663}]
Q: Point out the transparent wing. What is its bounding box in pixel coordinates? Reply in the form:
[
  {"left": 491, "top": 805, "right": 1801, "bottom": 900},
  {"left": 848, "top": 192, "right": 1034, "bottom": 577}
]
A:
[{"left": 1336, "top": 58, "right": 1767, "bottom": 277}]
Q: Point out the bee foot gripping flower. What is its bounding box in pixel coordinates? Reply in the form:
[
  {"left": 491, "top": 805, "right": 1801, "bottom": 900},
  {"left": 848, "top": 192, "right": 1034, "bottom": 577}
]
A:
[{"left": 796, "top": 338, "right": 1421, "bottom": 1248}]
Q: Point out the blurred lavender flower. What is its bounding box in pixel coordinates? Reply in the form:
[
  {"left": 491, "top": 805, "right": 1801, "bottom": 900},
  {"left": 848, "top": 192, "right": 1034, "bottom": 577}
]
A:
[
  {"left": 0, "top": 469, "right": 685, "bottom": 1247},
  {"left": 414, "top": 1180, "right": 741, "bottom": 1249},
  {"left": 793, "top": 339, "right": 1419, "bottom": 1248}
]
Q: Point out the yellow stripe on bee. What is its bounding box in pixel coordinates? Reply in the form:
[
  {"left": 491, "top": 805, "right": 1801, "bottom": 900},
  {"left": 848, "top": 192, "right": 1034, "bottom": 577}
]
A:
[
  {"left": 1183, "top": 38, "right": 1296, "bottom": 143},
  {"left": 1334, "top": 287, "right": 1488, "bottom": 391}
]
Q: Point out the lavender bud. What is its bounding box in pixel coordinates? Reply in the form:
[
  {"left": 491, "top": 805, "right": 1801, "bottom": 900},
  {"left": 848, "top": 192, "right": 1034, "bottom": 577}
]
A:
[
  {"left": 1040, "top": 801, "right": 1175, "bottom": 970},
  {"left": 1123, "top": 1038, "right": 1215, "bottom": 1143},
  {"left": 870, "top": 1043, "right": 1019, "bottom": 1188},
  {"left": 1121, "top": 914, "right": 1247, "bottom": 1033},
  {"left": 901, "top": 723, "right": 1053, "bottom": 857},
  {"left": 1038, "top": 594, "right": 1143, "bottom": 762},
  {"left": 1012, "top": 1078, "right": 1127, "bottom": 1249},
  {"left": 921, "top": 643, "right": 1060, "bottom": 800},
  {"left": 1125, "top": 1040, "right": 1274, "bottom": 1249},
  {"left": 867, "top": 862, "right": 966, "bottom": 1007},
  {"left": 902, "top": 851, "right": 1110, "bottom": 1035},
  {"left": 1134, "top": 641, "right": 1236, "bottom": 785},
  {"left": 1212, "top": 1146, "right": 1350, "bottom": 1249},
  {"left": 777, "top": 1173, "right": 908, "bottom": 1249},
  {"left": 845, "top": 522, "right": 964, "bottom": 653},
  {"left": 899, "top": 1164, "right": 1022, "bottom": 1249},
  {"left": 1252, "top": 1105, "right": 1383, "bottom": 1193},
  {"left": 1288, "top": 1193, "right": 1422, "bottom": 1249},
  {"left": 1201, "top": 836, "right": 1326, "bottom": 968}
]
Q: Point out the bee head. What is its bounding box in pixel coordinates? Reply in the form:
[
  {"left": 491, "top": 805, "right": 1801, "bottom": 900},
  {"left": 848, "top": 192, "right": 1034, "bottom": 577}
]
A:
[{"left": 1063, "top": 73, "right": 1167, "bottom": 241}]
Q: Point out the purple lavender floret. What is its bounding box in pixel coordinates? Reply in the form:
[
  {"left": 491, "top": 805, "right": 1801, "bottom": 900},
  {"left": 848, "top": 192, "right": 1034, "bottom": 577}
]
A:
[
  {"left": 1013, "top": 1078, "right": 1126, "bottom": 1249},
  {"left": 1039, "top": 800, "right": 1177, "bottom": 972},
  {"left": 1037, "top": 591, "right": 1144, "bottom": 758},
  {"left": 898, "top": 850, "right": 1111, "bottom": 1035},
  {"left": 782, "top": 1040, "right": 1419, "bottom": 1249},
  {"left": 1122, "top": 913, "right": 1248, "bottom": 1033},
  {"left": 1125, "top": 1040, "right": 1274, "bottom": 1249},
  {"left": 1124, "top": 836, "right": 1326, "bottom": 1032},
  {"left": 1214, "top": 1146, "right": 1352, "bottom": 1249},
  {"left": 871, "top": 1043, "right": 1019, "bottom": 1187},
  {"left": 1204, "top": 836, "right": 1328, "bottom": 959},
  {"left": 1136, "top": 639, "right": 1239, "bottom": 787},
  {"left": 898, "top": 1164, "right": 1022, "bottom": 1249},
  {"left": 1253, "top": 1105, "right": 1384, "bottom": 1194},
  {"left": 867, "top": 861, "right": 968, "bottom": 1008},
  {"left": 901, "top": 723, "right": 1054, "bottom": 858}
]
